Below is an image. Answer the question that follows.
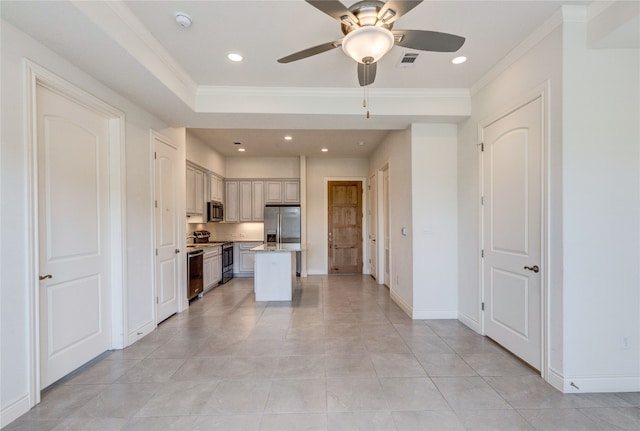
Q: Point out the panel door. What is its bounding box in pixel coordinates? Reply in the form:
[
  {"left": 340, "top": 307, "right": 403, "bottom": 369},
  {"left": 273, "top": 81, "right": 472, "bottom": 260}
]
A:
[
  {"left": 37, "top": 84, "right": 111, "bottom": 388},
  {"left": 482, "top": 97, "right": 543, "bottom": 370},
  {"left": 328, "top": 181, "right": 363, "bottom": 273},
  {"left": 154, "top": 135, "right": 180, "bottom": 323}
]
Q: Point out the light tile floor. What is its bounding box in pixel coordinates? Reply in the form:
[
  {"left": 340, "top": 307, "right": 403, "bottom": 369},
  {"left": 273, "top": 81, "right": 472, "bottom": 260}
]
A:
[{"left": 8, "top": 275, "right": 639, "bottom": 430}]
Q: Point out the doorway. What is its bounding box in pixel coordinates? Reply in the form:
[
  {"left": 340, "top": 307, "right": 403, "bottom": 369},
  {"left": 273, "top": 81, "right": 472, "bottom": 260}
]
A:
[
  {"left": 27, "top": 62, "right": 125, "bottom": 399},
  {"left": 327, "top": 181, "right": 363, "bottom": 273},
  {"left": 481, "top": 94, "right": 545, "bottom": 371}
]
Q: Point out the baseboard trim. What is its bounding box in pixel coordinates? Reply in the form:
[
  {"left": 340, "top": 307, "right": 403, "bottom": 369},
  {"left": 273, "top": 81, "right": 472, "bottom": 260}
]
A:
[
  {"left": 458, "top": 312, "right": 481, "bottom": 334},
  {"left": 126, "top": 320, "right": 156, "bottom": 347},
  {"left": 412, "top": 310, "right": 458, "bottom": 319},
  {"left": 390, "top": 289, "right": 413, "bottom": 319},
  {"left": 547, "top": 367, "right": 640, "bottom": 393},
  {"left": 0, "top": 394, "right": 30, "bottom": 428},
  {"left": 547, "top": 367, "right": 565, "bottom": 392}
]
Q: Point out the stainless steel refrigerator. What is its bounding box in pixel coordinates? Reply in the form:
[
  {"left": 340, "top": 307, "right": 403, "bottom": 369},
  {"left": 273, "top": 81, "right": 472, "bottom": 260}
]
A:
[{"left": 264, "top": 205, "right": 301, "bottom": 275}]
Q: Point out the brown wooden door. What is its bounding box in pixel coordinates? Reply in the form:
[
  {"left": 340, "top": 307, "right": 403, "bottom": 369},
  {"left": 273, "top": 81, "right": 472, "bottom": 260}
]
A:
[{"left": 328, "top": 181, "right": 363, "bottom": 273}]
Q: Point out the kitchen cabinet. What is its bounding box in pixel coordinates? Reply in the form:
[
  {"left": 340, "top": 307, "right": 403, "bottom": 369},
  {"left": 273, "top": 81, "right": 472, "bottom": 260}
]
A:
[
  {"left": 186, "top": 164, "right": 205, "bottom": 221},
  {"left": 203, "top": 246, "right": 222, "bottom": 292},
  {"left": 225, "top": 181, "right": 239, "bottom": 222},
  {"left": 209, "top": 173, "right": 224, "bottom": 203},
  {"left": 226, "top": 179, "right": 264, "bottom": 222},
  {"left": 265, "top": 180, "right": 300, "bottom": 204},
  {"left": 234, "top": 241, "right": 262, "bottom": 276}
]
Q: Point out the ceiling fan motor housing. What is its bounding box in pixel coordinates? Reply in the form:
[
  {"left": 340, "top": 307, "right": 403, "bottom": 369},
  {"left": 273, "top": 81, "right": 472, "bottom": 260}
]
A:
[{"left": 340, "top": 0, "right": 394, "bottom": 35}]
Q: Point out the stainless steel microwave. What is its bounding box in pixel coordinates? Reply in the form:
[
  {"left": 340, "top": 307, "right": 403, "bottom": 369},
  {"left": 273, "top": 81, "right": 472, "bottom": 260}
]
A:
[{"left": 208, "top": 201, "right": 223, "bottom": 222}]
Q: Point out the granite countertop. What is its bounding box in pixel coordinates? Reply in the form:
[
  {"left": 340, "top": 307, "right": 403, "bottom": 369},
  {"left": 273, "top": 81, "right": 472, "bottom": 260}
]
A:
[{"left": 251, "top": 243, "right": 305, "bottom": 252}]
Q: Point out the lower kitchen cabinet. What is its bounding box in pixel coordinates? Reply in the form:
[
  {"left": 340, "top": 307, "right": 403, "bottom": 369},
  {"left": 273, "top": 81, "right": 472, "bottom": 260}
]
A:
[
  {"left": 203, "top": 246, "right": 222, "bottom": 291},
  {"left": 233, "top": 241, "right": 262, "bottom": 276}
]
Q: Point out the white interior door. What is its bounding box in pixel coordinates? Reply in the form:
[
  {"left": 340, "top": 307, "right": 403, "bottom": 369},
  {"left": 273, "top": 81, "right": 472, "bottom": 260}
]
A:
[
  {"left": 482, "top": 97, "right": 543, "bottom": 370},
  {"left": 37, "top": 84, "right": 111, "bottom": 389},
  {"left": 154, "top": 134, "right": 180, "bottom": 323},
  {"left": 368, "top": 173, "right": 377, "bottom": 280}
]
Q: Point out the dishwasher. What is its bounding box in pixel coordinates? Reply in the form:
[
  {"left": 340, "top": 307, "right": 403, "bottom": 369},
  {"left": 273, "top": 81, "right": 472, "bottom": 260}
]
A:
[{"left": 187, "top": 249, "right": 204, "bottom": 300}]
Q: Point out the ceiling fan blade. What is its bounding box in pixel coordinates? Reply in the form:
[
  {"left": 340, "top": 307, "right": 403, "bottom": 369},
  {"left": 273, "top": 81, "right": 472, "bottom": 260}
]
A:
[
  {"left": 305, "top": 0, "right": 358, "bottom": 24},
  {"left": 377, "top": 1, "right": 423, "bottom": 25},
  {"left": 358, "top": 62, "right": 377, "bottom": 86},
  {"left": 392, "top": 29, "right": 465, "bottom": 52},
  {"left": 277, "top": 40, "right": 342, "bottom": 63}
]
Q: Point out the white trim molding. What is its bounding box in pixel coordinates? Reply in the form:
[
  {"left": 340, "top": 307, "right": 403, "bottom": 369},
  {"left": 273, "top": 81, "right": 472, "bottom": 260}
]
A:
[{"left": 0, "top": 394, "right": 30, "bottom": 429}]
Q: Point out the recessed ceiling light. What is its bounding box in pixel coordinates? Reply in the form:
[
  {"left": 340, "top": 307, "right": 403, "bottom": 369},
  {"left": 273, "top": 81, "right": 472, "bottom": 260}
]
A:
[
  {"left": 238, "top": 148, "right": 245, "bottom": 152},
  {"left": 284, "top": 136, "right": 293, "bottom": 141},
  {"left": 358, "top": 141, "right": 365, "bottom": 146},
  {"left": 321, "top": 148, "right": 328, "bottom": 152},
  {"left": 227, "top": 53, "right": 243, "bottom": 62},
  {"left": 174, "top": 12, "right": 192, "bottom": 28},
  {"left": 451, "top": 56, "right": 467, "bottom": 65}
]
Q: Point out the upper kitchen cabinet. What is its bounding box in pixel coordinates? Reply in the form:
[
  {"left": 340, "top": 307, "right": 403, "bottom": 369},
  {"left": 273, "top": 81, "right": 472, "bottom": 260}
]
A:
[
  {"left": 225, "top": 179, "right": 264, "bottom": 223},
  {"left": 209, "top": 173, "right": 224, "bottom": 203},
  {"left": 225, "top": 180, "right": 239, "bottom": 222},
  {"left": 186, "top": 163, "right": 204, "bottom": 222},
  {"left": 265, "top": 180, "right": 300, "bottom": 204}
]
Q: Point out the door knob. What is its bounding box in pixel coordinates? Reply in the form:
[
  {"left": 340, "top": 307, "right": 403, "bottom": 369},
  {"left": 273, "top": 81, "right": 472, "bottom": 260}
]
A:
[
  {"left": 175, "top": 249, "right": 180, "bottom": 254},
  {"left": 524, "top": 265, "right": 539, "bottom": 273},
  {"left": 39, "top": 274, "right": 53, "bottom": 280}
]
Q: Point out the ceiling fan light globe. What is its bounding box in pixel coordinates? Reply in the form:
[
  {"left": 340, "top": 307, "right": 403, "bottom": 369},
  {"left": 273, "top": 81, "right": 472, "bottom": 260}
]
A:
[{"left": 342, "top": 26, "right": 394, "bottom": 64}]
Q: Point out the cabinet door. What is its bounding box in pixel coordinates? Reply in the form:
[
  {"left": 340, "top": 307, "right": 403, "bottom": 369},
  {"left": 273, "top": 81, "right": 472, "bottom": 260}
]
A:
[
  {"left": 186, "top": 166, "right": 196, "bottom": 213},
  {"left": 217, "top": 177, "right": 225, "bottom": 203},
  {"left": 265, "top": 181, "right": 282, "bottom": 204},
  {"left": 203, "top": 256, "right": 214, "bottom": 289},
  {"left": 284, "top": 180, "right": 300, "bottom": 203},
  {"left": 212, "top": 254, "right": 222, "bottom": 284},
  {"left": 210, "top": 174, "right": 224, "bottom": 203},
  {"left": 225, "top": 181, "right": 239, "bottom": 222},
  {"left": 194, "top": 169, "right": 204, "bottom": 214},
  {"left": 252, "top": 181, "right": 264, "bottom": 221},
  {"left": 239, "top": 181, "right": 253, "bottom": 222}
]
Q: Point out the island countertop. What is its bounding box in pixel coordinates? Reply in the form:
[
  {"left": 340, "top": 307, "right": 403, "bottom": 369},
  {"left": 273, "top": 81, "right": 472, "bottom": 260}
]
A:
[{"left": 251, "top": 243, "right": 305, "bottom": 252}]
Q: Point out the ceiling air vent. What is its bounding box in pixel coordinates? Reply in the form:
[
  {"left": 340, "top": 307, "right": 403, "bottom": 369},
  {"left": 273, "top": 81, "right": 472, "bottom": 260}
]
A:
[{"left": 397, "top": 52, "right": 419, "bottom": 68}]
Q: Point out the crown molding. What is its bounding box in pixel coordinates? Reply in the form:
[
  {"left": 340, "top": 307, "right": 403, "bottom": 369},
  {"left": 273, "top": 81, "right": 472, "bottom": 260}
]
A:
[
  {"left": 71, "top": 0, "right": 198, "bottom": 108},
  {"left": 470, "top": 7, "right": 567, "bottom": 95}
]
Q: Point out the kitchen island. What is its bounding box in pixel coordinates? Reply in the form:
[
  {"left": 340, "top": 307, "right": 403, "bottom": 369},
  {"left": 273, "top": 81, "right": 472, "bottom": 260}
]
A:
[{"left": 251, "top": 243, "right": 303, "bottom": 301}]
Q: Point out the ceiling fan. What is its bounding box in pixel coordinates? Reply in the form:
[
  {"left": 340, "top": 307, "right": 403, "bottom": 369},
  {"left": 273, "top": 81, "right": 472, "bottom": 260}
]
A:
[{"left": 277, "top": 0, "right": 465, "bottom": 86}]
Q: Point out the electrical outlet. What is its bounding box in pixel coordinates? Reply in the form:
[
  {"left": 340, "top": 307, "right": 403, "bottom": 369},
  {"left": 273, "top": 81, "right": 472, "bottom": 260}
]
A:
[{"left": 621, "top": 336, "right": 630, "bottom": 350}]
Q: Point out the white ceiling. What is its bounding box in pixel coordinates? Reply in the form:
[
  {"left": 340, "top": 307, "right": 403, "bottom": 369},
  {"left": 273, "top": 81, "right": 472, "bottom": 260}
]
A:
[{"left": 3, "top": 0, "right": 634, "bottom": 158}]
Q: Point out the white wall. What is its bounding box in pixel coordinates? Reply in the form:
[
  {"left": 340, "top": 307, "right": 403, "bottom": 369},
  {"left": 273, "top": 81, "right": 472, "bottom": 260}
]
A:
[
  {"left": 369, "top": 129, "right": 414, "bottom": 311},
  {"left": 458, "top": 24, "right": 564, "bottom": 361},
  {"left": 411, "top": 124, "right": 458, "bottom": 319},
  {"left": 561, "top": 19, "right": 640, "bottom": 392},
  {"left": 306, "top": 158, "right": 369, "bottom": 274},
  {"left": 225, "top": 157, "right": 300, "bottom": 178},
  {"left": 1, "top": 20, "right": 176, "bottom": 425},
  {"left": 186, "top": 131, "right": 225, "bottom": 176},
  {"left": 458, "top": 6, "right": 640, "bottom": 393}
]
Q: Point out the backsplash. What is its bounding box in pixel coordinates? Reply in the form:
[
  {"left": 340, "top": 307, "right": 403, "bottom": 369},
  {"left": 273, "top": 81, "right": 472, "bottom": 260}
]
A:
[{"left": 186, "top": 221, "right": 264, "bottom": 242}]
